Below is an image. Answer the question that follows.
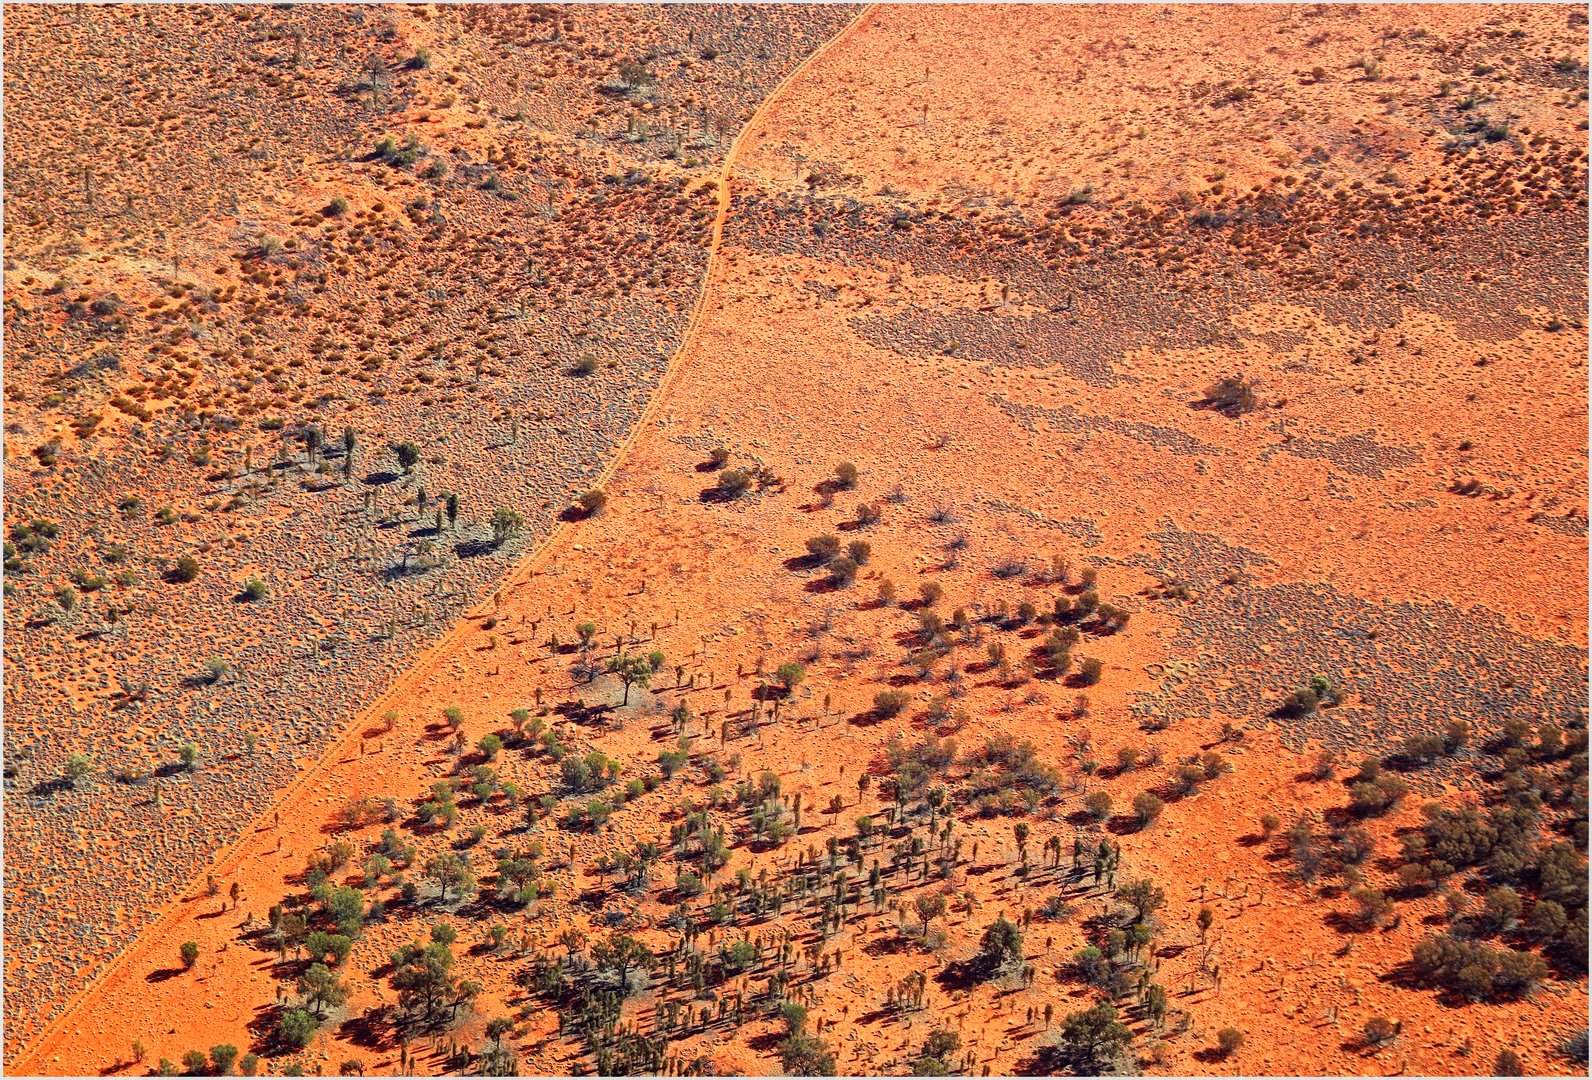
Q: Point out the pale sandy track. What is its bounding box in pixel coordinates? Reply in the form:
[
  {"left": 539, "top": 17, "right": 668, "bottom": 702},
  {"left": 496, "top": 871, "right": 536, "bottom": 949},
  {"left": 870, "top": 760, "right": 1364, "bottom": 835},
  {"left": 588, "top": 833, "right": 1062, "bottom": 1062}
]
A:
[{"left": 8, "top": 8, "right": 874, "bottom": 1072}]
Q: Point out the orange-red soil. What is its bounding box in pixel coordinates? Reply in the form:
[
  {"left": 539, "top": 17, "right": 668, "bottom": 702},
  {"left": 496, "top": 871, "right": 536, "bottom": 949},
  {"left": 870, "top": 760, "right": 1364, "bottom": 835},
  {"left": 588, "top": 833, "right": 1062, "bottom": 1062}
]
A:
[{"left": 7, "top": 4, "right": 1588, "bottom": 1078}]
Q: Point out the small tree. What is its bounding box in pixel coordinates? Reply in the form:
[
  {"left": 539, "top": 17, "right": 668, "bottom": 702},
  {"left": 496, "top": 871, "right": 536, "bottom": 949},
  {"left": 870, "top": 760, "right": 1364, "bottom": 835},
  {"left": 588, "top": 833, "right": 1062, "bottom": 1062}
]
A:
[
  {"left": 1494, "top": 1049, "right": 1524, "bottom": 1077},
  {"left": 591, "top": 933, "right": 655, "bottom": 996},
  {"left": 425, "top": 852, "right": 475, "bottom": 903},
  {"left": 297, "top": 963, "right": 348, "bottom": 1018},
  {"left": 617, "top": 59, "right": 654, "bottom": 91},
  {"left": 778, "top": 1031, "right": 837, "bottom": 1076},
  {"left": 490, "top": 508, "right": 524, "bottom": 547},
  {"left": 975, "top": 916, "right": 1023, "bottom": 976},
  {"left": 1204, "top": 376, "right": 1257, "bottom": 415},
  {"left": 1050, "top": 1002, "right": 1133, "bottom": 1074},
  {"left": 775, "top": 662, "right": 805, "bottom": 693},
  {"left": 606, "top": 653, "right": 652, "bottom": 705},
  {"left": 1362, "top": 1017, "right": 1399, "bottom": 1049},
  {"left": 180, "top": 940, "right": 200, "bottom": 970},
  {"left": 392, "top": 442, "right": 422, "bottom": 473}
]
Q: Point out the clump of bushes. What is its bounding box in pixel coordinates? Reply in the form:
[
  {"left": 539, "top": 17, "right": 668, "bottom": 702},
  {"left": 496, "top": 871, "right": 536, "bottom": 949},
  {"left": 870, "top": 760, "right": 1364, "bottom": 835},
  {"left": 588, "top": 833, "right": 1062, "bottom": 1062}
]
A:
[{"left": 1203, "top": 375, "right": 1257, "bottom": 415}]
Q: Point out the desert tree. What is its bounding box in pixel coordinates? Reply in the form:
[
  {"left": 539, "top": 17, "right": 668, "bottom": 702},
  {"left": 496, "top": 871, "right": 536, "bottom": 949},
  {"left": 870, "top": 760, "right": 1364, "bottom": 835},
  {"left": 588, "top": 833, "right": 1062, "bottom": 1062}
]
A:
[{"left": 490, "top": 508, "right": 524, "bottom": 547}]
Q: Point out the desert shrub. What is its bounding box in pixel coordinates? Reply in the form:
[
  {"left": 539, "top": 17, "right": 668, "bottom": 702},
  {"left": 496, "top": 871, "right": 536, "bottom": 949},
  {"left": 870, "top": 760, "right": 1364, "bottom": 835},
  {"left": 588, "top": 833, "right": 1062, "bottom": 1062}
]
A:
[
  {"left": 919, "top": 581, "right": 943, "bottom": 606},
  {"left": 1310, "top": 749, "right": 1338, "bottom": 781},
  {"left": 847, "top": 539, "right": 872, "bottom": 565},
  {"left": 180, "top": 940, "right": 199, "bottom": 969},
  {"left": 706, "top": 447, "right": 730, "bottom": 468},
  {"left": 827, "top": 556, "right": 858, "bottom": 586},
  {"left": 1216, "top": 1028, "right": 1245, "bottom": 1057},
  {"left": 277, "top": 1008, "right": 318, "bottom": 1049},
  {"left": 1204, "top": 376, "right": 1257, "bottom": 415},
  {"left": 964, "top": 734, "right": 1060, "bottom": 800},
  {"left": 874, "top": 689, "right": 911, "bottom": 718},
  {"left": 170, "top": 555, "right": 200, "bottom": 583},
  {"left": 63, "top": 753, "right": 93, "bottom": 786},
  {"left": 1281, "top": 686, "right": 1318, "bottom": 716},
  {"left": 1480, "top": 886, "right": 1523, "bottom": 934},
  {"left": 833, "top": 461, "right": 859, "bottom": 490},
  {"left": 1173, "top": 764, "right": 1205, "bottom": 795},
  {"left": 1362, "top": 1017, "right": 1400, "bottom": 1049},
  {"left": 1410, "top": 932, "right": 1548, "bottom": 1000},
  {"left": 572, "top": 354, "right": 599, "bottom": 376},
  {"left": 1077, "top": 657, "right": 1104, "bottom": 686},
  {"left": 1132, "top": 791, "right": 1164, "bottom": 826},
  {"left": 240, "top": 577, "right": 268, "bottom": 601},
  {"left": 1084, "top": 790, "right": 1112, "bottom": 821},
  {"left": 805, "top": 534, "right": 841, "bottom": 563},
  {"left": 1400, "top": 733, "right": 1446, "bottom": 766},
  {"left": 575, "top": 489, "right": 608, "bottom": 516},
  {"left": 1349, "top": 774, "right": 1408, "bottom": 816},
  {"left": 1350, "top": 886, "right": 1395, "bottom": 928},
  {"left": 715, "top": 469, "right": 753, "bottom": 499}
]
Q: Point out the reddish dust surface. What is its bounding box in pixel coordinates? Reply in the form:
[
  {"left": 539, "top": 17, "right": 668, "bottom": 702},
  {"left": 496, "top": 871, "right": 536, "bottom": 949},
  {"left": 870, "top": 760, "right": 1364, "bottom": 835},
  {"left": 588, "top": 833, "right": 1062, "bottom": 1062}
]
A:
[{"left": 13, "top": 5, "right": 1586, "bottom": 1077}]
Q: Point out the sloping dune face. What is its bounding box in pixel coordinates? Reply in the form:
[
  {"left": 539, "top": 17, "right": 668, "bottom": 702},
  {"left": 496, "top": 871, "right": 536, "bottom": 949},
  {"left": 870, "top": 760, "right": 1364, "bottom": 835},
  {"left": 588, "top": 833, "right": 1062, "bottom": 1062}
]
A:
[
  {"left": 6, "top": 5, "right": 1588, "bottom": 1077},
  {"left": 1, "top": 2, "right": 853, "bottom": 1055}
]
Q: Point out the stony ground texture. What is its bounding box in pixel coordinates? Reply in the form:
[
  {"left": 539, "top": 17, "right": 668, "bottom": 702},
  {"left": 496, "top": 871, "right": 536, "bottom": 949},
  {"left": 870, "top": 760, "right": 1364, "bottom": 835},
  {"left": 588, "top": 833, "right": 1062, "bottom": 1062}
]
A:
[{"left": 2, "top": 2, "right": 854, "bottom": 1055}]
